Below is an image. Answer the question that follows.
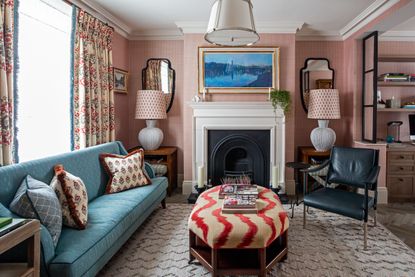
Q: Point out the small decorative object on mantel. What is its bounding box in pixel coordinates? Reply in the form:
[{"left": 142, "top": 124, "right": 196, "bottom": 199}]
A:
[{"left": 270, "top": 89, "right": 291, "bottom": 115}]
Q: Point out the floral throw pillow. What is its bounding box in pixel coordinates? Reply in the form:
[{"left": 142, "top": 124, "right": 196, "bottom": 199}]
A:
[
  {"left": 50, "top": 165, "right": 88, "bottom": 230},
  {"left": 100, "top": 149, "right": 152, "bottom": 194}
]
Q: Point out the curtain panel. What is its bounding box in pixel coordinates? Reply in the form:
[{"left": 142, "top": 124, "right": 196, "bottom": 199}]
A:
[
  {"left": 0, "top": 0, "right": 15, "bottom": 165},
  {"left": 71, "top": 7, "right": 115, "bottom": 150}
]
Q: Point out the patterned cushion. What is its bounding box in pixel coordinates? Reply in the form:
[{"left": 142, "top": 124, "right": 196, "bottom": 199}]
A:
[
  {"left": 10, "top": 175, "right": 62, "bottom": 246},
  {"left": 100, "top": 149, "right": 152, "bottom": 194},
  {"left": 50, "top": 167, "right": 88, "bottom": 229}
]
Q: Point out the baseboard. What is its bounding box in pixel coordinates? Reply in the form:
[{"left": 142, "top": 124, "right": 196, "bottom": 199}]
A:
[
  {"left": 182, "top": 180, "right": 193, "bottom": 195},
  {"left": 377, "top": 187, "right": 388, "bottom": 204}
]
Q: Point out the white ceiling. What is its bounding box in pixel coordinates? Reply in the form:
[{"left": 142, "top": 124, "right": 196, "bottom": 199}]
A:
[{"left": 80, "top": 0, "right": 411, "bottom": 40}]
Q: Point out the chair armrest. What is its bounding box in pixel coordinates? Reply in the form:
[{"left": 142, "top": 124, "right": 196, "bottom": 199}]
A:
[
  {"left": 301, "top": 160, "right": 330, "bottom": 173},
  {"left": 364, "top": 166, "right": 380, "bottom": 188}
]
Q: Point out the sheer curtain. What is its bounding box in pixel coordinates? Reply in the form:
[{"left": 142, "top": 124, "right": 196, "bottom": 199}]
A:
[{"left": 71, "top": 7, "right": 115, "bottom": 150}]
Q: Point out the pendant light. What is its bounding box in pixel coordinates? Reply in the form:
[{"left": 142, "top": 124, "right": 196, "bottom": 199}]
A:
[{"left": 205, "top": 0, "right": 259, "bottom": 46}]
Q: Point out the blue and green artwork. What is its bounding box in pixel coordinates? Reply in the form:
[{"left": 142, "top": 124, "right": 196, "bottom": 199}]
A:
[{"left": 204, "top": 52, "right": 273, "bottom": 88}]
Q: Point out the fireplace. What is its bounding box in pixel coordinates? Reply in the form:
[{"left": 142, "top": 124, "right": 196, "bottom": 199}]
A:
[
  {"left": 187, "top": 101, "right": 285, "bottom": 195},
  {"left": 208, "top": 130, "right": 270, "bottom": 186}
]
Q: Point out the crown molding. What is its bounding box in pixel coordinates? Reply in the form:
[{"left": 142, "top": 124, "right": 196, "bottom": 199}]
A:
[
  {"left": 175, "top": 21, "right": 304, "bottom": 34},
  {"left": 296, "top": 31, "right": 343, "bottom": 41},
  {"left": 129, "top": 29, "right": 184, "bottom": 41},
  {"left": 74, "top": 0, "right": 132, "bottom": 38},
  {"left": 380, "top": 30, "right": 415, "bottom": 41},
  {"left": 340, "top": 0, "right": 400, "bottom": 40}
]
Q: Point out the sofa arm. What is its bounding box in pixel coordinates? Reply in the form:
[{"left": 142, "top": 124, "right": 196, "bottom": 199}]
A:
[{"left": 40, "top": 224, "right": 55, "bottom": 266}]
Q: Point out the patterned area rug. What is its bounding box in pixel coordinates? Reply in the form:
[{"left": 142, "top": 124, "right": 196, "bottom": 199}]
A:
[{"left": 99, "top": 204, "right": 415, "bottom": 277}]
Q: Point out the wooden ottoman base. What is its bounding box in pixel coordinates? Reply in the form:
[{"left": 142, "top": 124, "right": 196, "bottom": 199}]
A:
[{"left": 189, "top": 230, "right": 288, "bottom": 277}]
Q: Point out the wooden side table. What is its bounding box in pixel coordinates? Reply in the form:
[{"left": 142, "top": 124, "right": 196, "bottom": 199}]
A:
[
  {"left": 0, "top": 219, "right": 40, "bottom": 277},
  {"left": 129, "top": 146, "right": 178, "bottom": 196},
  {"left": 298, "top": 146, "right": 331, "bottom": 164},
  {"left": 298, "top": 146, "right": 331, "bottom": 189}
]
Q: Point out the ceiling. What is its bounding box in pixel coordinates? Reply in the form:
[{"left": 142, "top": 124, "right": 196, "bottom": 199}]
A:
[{"left": 80, "top": 0, "right": 412, "bottom": 40}]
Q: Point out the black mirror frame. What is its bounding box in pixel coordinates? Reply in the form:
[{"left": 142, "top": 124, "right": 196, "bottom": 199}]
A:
[
  {"left": 142, "top": 58, "right": 176, "bottom": 113},
  {"left": 300, "top": 58, "right": 335, "bottom": 113}
]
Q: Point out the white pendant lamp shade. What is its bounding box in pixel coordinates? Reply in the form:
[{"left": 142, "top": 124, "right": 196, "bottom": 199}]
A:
[{"left": 205, "top": 0, "right": 259, "bottom": 46}]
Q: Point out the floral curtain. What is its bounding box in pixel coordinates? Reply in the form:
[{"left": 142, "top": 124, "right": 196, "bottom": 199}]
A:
[
  {"left": 71, "top": 7, "right": 115, "bottom": 150},
  {"left": 144, "top": 60, "right": 162, "bottom": 90},
  {"left": 0, "top": 0, "right": 15, "bottom": 165}
]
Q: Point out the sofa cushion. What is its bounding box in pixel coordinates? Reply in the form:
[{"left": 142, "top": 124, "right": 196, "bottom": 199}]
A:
[
  {"left": 49, "top": 177, "right": 167, "bottom": 276},
  {"left": 100, "top": 149, "right": 151, "bottom": 194},
  {"left": 51, "top": 167, "right": 89, "bottom": 229},
  {"left": 9, "top": 175, "right": 62, "bottom": 245}
]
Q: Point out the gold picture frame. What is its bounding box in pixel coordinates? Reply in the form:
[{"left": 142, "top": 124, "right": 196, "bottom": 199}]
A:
[
  {"left": 114, "top": 68, "right": 128, "bottom": 94},
  {"left": 198, "top": 46, "right": 280, "bottom": 94}
]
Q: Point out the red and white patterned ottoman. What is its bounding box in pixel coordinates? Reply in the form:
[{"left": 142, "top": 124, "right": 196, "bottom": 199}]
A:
[{"left": 188, "top": 186, "right": 289, "bottom": 277}]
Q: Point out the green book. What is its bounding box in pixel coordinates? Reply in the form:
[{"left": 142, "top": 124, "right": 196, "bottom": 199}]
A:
[{"left": 0, "top": 217, "right": 12, "bottom": 228}]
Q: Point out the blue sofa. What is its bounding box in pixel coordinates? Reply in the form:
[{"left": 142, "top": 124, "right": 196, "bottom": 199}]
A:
[{"left": 0, "top": 141, "right": 168, "bottom": 276}]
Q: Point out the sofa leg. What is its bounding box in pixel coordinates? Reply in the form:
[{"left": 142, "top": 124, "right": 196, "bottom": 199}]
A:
[
  {"left": 363, "top": 222, "right": 368, "bottom": 250},
  {"left": 303, "top": 204, "right": 306, "bottom": 229},
  {"left": 161, "top": 198, "right": 166, "bottom": 209}
]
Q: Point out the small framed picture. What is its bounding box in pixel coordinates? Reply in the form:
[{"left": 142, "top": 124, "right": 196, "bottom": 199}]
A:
[{"left": 114, "top": 68, "right": 128, "bottom": 94}]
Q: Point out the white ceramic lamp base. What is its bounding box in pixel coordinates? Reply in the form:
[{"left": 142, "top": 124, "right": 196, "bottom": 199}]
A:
[
  {"left": 138, "top": 119, "right": 164, "bottom": 150},
  {"left": 310, "top": 120, "right": 336, "bottom": 152}
]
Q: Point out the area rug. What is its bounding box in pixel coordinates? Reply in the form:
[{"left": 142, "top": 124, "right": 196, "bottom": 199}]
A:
[{"left": 99, "top": 204, "right": 415, "bottom": 277}]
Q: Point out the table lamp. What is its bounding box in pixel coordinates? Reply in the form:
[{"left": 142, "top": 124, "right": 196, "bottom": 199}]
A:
[
  {"left": 308, "top": 89, "right": 340, "bottom": 152},
  {"left": 135, "top": 90, "right": 167, "bottom": 150}
]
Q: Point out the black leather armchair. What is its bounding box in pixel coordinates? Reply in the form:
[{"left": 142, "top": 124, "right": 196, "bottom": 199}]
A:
[{"left": 302, "top": 146, "right": 380, "bottom": 250}]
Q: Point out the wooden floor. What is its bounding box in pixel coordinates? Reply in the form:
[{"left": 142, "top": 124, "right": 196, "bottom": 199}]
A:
[
  {"left": 376, "top": 202, "right": 415, "bottom": 250},
  {"left": 166, "top": 189, "right": 415, "bottom": 251}
]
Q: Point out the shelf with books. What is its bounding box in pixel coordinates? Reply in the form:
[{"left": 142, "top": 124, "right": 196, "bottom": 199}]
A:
[
  {"left": 377, "top": 108, "right": 415, "bottom": 112},
  {"left": 378, "top": 56, "right": 415, "bottom": 63},
  {"left": 378, "top": 81, "right": 415, "bottom": 87}
]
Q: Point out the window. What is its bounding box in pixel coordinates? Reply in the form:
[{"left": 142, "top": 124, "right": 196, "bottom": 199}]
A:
[{"left": 16, "top": 0, "right": 72, "bottom": 162}]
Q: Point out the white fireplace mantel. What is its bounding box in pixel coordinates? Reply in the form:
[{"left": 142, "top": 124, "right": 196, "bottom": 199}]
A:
[{"left": 185, "top": 101, "right": 286, "bottom": 194}]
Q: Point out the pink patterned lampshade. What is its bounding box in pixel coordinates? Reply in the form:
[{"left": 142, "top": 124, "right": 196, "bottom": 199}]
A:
[
  {"left": 308, "top": 89, "right": 341, "bottom": 120},
  {"left": 135, "top": 90, "right": 167, "bottom": 120}
]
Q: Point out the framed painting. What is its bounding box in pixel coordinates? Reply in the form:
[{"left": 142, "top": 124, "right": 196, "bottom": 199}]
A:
[
  {"left": 198, "top": 47, "right": 279, "bottom": 94},
  {"left": 114, "top": 68, "right": 128, "bottom": 94}
]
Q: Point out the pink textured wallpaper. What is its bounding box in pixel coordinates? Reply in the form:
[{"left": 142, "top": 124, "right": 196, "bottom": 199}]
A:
[
  {"left": 127, "top": 40, "right": 184, "bottom": 174},
  {"left": 295, "top": 41, "right": 351, "bottom": 153},
  {"left": 112, "top": 32, "right": 130, "bottom": 146},
  {"left": 182, "top": 34, "right": 297, "bottom": 181}
]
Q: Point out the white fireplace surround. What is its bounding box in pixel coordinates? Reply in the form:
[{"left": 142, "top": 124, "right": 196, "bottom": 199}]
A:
[{"left": 184, "top": 101, "right": 285, "bottom": 194}]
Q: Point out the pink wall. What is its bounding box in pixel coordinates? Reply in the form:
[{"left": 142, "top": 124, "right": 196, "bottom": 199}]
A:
[
  {"left": 295, "top": 41, "right": 351, "bottom": 153},
  {"left": 112, "top": 32, "right": 130, "bottom": 146},
  {"left": 182, "top": 34, "right": 297, "bottom": 181},
  {"left": 127, "top": 40, "right": 184, "bottom": 174}
]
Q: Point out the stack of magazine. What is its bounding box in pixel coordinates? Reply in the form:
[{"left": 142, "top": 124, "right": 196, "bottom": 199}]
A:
[{"left": 220, "top": 184, "right": 259, "bottom": 214}]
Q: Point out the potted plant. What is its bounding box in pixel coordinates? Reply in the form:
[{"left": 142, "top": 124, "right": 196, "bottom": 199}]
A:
[{"left": 270, "top": 89, "right": 291, "bottom": 115}]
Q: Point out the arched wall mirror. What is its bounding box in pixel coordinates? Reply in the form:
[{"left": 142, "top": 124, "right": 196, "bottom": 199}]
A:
[
  {"left": 142, "top": 58, "right": 175, "bottom": 113},
  {"left": 300, "top": 58, "right": 335, "bottom": 113}
]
